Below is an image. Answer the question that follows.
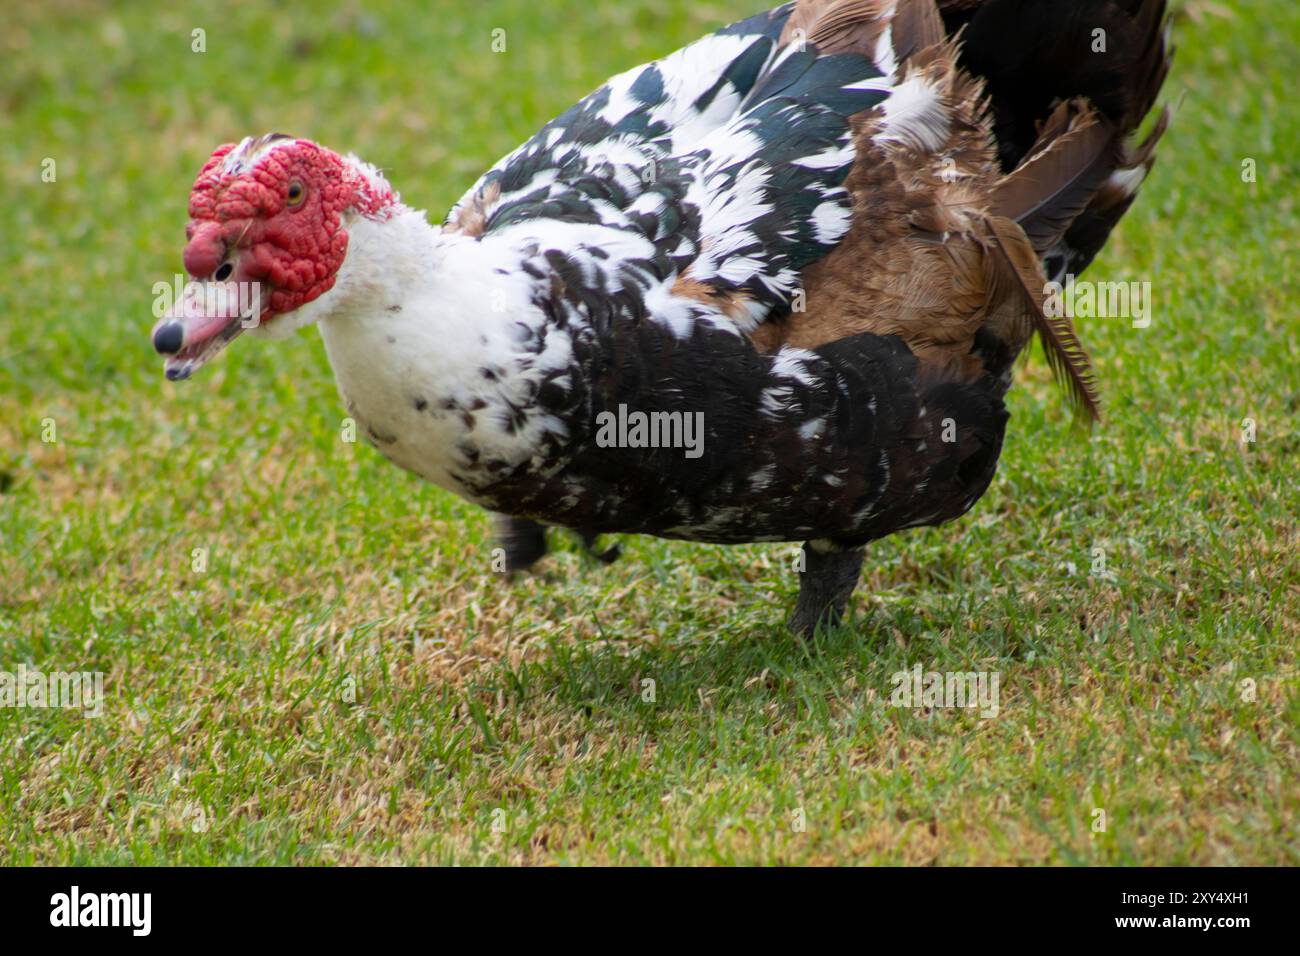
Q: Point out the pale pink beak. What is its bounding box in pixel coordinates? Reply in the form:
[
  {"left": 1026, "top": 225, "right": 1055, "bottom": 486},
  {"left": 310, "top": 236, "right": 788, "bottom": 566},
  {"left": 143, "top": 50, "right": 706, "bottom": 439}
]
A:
[{"left": 152, "top": 260, "right": 265, "bottom": 380}]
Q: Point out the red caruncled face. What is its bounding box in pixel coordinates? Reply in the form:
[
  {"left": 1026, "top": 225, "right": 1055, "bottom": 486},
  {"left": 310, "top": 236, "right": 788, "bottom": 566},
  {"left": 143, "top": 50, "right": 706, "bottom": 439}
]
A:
[{"left": 153, "top": 135, "right": 393, "bottom": 380}]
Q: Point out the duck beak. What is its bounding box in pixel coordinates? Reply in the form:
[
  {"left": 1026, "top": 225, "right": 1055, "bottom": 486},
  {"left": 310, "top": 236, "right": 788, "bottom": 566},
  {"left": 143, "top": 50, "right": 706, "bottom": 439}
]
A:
[{"left": 151, "top": 261, "right": 265, "bottom": 381}]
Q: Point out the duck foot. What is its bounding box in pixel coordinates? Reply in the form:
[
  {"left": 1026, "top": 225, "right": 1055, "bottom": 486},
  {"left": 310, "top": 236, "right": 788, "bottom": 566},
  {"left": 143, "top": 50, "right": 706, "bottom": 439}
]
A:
[
  {"left": 493, "top": 517, "right": 621, "bottom": 571},
  {"left": 787, "top": 542, "right": 865, "bottom": 638},
  {"left": 577, "top": 529, "right": 621, "bottom": 565},
  {"left": 494, "top": 514, "right": 549, "bottom": 572}
]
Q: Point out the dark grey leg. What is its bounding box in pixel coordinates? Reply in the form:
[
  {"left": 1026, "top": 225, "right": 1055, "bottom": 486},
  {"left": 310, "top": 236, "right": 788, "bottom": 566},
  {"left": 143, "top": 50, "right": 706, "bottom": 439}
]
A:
[
  {"left": 495, "top": 514, "right": 549, "bottom": 572},
  {"left": 576, "top": 528, "right": 621, "bottom": 565},
  {"left": 787, "top": 542, "right": 865, "bottom": 638}
]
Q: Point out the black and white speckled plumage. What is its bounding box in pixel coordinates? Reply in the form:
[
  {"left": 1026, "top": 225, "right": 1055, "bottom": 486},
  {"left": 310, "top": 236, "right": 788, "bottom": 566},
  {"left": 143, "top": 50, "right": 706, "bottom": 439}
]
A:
[
  {"left": 296, "top": 0, "right": 1169, "bottom": 633},
  {"left": 457, "top": 318, "right": 1008, "bottom": 548},
  {"left": 431, "top": 2, "right": 975, "bottom": 548},
  {"left": 445, "top": 2, "right": 886, "bottom": 332}
]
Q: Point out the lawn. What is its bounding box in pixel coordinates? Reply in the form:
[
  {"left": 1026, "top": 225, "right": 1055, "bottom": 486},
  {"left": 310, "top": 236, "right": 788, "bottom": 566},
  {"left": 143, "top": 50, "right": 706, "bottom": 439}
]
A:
[{"left": 0, "top": 0, "right": 1296, "bottom": 865}]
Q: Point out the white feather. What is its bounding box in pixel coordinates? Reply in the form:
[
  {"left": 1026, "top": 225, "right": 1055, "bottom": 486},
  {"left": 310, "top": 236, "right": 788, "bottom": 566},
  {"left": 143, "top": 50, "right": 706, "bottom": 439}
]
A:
[
  {"left": 810, "top": 201, "right": 852, "bottom": 244},
  {"left": 1108, "top": 165, "right": 1149, "bottom": 196},
  {"left": 874, "top": 73, "right": 949, "bottom": 153}
]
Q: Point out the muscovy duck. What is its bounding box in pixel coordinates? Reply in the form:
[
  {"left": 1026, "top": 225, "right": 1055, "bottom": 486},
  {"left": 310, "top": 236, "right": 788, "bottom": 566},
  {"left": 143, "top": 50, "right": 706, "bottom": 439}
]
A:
[{"left": 152, "top": 0, "right": 1171, "bottom": 635}]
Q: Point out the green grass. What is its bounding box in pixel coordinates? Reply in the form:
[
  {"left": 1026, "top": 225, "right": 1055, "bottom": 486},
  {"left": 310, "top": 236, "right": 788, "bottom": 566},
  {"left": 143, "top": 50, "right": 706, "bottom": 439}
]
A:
[{"left": 0, "top": 0, "right": 1296, "bottom": 865}]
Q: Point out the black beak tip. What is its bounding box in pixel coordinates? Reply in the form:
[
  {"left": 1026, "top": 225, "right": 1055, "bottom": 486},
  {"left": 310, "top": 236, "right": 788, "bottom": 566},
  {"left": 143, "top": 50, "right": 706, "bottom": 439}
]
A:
[{"left": 153, "top": 321, "right": 184, "bottom": 355}]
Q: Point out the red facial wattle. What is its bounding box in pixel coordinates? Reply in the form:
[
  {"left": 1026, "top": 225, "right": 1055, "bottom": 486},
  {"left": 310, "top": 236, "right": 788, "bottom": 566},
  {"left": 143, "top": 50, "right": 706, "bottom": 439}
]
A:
[{"left": 152, "top": 136, "right": 384, "bottom": 380}]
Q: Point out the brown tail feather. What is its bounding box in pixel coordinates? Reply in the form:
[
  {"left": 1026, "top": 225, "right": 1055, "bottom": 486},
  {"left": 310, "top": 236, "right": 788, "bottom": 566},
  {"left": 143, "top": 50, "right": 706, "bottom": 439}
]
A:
[
  {"left": 985, "top": 215, "right": 1102, "bottom": 424},
  {"left": 940, "top": 0, "right": 1172, "bottom": 277},
  {"left": 1060, "top": 105, "right": 1170, "bottom": 276},
  {"left": 988, "top": 100, "right": 1117, "bottom": 256}
]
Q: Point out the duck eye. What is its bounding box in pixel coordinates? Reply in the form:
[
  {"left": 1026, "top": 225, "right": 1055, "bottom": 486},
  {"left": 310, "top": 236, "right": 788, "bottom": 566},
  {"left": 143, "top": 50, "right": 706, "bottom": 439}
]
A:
[{"left": 286, "top": 181, "right": 305, "bottom": 206}]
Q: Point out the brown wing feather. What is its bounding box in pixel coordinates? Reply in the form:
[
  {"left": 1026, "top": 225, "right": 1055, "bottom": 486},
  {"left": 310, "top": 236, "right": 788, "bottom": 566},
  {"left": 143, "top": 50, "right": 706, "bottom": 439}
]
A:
[
  {"left": 742, "top": 0, "right": 1169, "bottom": 427},
  {"left": 783, "top": 0, "right": 893, "bottom": 55},
  {"left": 889, "top": 0, "right": 945, "bottom": 60},
  {"left": 749, "top": 23, "right": 1002, "bottom": 371}
]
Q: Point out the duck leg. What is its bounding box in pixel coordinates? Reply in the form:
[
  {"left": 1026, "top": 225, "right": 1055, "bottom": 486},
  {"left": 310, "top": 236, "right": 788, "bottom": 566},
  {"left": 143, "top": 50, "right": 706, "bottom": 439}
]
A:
[
  {"left": 576, "top": 529, "right": 622, "bottom": 565},
  {"left": 787, "top": 542, "right": 865, "bottom": 638},
  {"left": 494, "top": 516, "right": 622, "bottom": 571},
  {"left": 494, "top": 514, "right": 549, "bottom": 572}
]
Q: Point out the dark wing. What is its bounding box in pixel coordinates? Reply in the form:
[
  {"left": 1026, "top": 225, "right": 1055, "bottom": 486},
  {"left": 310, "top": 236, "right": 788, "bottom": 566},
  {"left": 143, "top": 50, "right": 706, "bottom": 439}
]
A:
[{"left": 447, "top": 2, "right": 894, "bottom": 339}]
